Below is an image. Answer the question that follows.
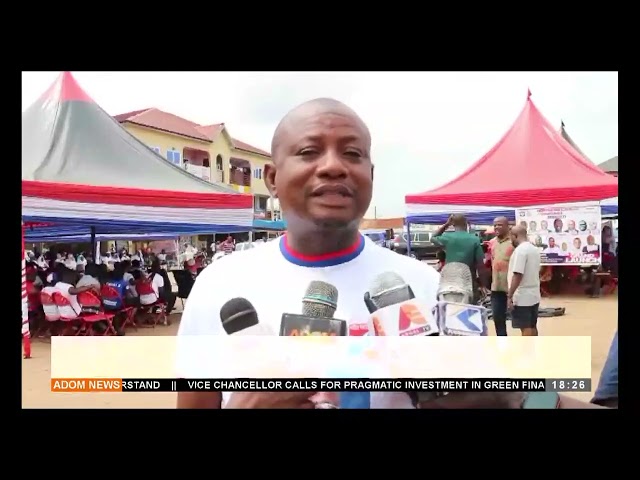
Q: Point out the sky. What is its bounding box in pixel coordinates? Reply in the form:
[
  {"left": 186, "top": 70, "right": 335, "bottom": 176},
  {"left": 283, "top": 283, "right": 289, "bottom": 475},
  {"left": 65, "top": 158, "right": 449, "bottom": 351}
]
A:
[{"left": 21, "top": 71, "right": 618, "bottom": 218}]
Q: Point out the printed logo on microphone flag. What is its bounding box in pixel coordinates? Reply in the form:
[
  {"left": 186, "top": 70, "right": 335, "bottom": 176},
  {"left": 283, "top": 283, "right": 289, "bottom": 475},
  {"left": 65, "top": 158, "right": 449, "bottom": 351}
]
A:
[
  {"left": 455, "top": 308, "right": 482, "bottom": 332},
  {"left": 398, "top": 303, "right": 431, "bottom": 336}
]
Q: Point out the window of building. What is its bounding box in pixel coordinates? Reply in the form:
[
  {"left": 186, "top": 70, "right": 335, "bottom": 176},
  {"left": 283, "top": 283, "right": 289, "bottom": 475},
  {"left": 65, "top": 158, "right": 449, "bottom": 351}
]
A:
[
  {"left": 167, "top": 149, "right": 181, "bottom": 165},
  {"left": 254, "top": 168, "right": 262, "bottom": 179},
  {"left": 150, "top": 146, "right": 161, "bottom": 155},
  {"left": 255, "top": 195, "right": 268, "bottom": 211}
]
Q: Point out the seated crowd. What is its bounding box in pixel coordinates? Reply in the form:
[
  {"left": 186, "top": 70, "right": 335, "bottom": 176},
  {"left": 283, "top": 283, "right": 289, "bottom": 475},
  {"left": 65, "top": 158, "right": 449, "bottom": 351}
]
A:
[{"left": 26, "top": 258, "right": 176, "bottom": 336}]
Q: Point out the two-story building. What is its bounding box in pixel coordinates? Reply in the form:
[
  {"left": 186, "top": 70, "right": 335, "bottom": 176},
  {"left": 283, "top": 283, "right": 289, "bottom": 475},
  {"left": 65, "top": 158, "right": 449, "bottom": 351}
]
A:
[{"left": 114, "top": 108, "right": 280, "bottom": 221}]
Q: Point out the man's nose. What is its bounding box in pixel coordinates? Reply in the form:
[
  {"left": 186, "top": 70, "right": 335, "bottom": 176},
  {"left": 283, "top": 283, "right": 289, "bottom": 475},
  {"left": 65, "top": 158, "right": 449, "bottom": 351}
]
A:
[{"left": 316, "top": 150, "right": 348, "bottom": 178}]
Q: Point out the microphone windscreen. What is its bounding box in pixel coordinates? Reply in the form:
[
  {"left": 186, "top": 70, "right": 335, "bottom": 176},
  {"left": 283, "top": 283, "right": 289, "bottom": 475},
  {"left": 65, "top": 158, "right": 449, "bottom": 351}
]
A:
[
  {"left": 437, "top": 262, "right": 473, "bottom": 303},
  {"left": 220, "top": 297, "right": 259, "bottom": 335},
  {"left": 368, "top": 271, "right": 413, "bottom": 309},
  {"left": 302, "top": 281, "right": 338, "bottom": 318}
]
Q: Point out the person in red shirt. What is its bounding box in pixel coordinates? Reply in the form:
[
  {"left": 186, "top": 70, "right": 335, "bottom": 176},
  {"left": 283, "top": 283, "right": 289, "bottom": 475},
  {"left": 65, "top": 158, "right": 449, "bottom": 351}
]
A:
[{"left": 26, "top": 266, "right": 43, "bottom": 333}]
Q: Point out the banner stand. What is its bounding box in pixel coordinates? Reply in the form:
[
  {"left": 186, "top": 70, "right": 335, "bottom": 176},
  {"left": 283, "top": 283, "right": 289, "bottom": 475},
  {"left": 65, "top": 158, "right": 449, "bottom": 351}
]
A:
[{"left": 22, "top": 222, "right": 31, "bottom": 359}]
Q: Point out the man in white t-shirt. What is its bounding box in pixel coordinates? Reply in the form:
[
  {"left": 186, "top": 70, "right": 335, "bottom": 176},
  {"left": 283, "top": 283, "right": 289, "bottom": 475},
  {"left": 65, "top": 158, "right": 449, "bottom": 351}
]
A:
[
  {"left": 177, "top": 98, "right": 440, "bottom": 409},
  {"left": 54, "top": 269, "right": 96, "bottom": 318},
  {"left": 507, "top": 225, "right": 541, "bottom": 336},
  {"left": 176, "top": 99, "right": 596, "bottom": 410}
]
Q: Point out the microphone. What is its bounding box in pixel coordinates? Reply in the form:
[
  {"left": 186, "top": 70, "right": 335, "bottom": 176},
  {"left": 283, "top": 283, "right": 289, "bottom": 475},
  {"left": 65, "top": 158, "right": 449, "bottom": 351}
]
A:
[
  {"left": 279, "top": 281, "right": 348, "bottom": 408},
  {"left": 366, "top": 271, "right": 439, "bottom": 336},
  {"left": 434, "top": 262, "right": 488, "bottom": 336},
  {"left": 279, "top": 281, "right": 347, "bottom": 336},
  {"left": 365, "top": 271, "right": 440, "bottom": 407},
  {"left": 403, "top": 263, "right": 489, "bottom": 407},
  {"left": 220, "top": 297, "right": 274, "bottom": 335}
]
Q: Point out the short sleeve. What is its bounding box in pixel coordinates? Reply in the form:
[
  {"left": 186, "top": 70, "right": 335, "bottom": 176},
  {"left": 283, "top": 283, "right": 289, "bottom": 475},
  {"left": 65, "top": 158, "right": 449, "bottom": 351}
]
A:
[
  {"left": 510, "top": 248, "right": 526, "bottom": 274},
  {"left": 153, "top": 273, "right": 164, "bottom": 289},
  {"left": 432, "top": 233, "right": 449, "bottom": 246},
  {"left": 175, "top": 267, "right": 226, "bottom": 378}
]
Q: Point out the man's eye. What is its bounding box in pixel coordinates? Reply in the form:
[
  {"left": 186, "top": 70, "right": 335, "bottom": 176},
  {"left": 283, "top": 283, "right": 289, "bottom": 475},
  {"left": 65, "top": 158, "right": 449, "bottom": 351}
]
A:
[{"left": 298, "top": 149, "right": 317, "bottom": 155}]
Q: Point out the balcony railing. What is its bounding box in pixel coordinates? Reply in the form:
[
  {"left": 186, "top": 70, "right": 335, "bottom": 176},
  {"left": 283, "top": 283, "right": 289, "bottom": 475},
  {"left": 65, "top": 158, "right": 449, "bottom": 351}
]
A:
[{"left": 185, "top": 164, "right": 210, "bottom": 182}]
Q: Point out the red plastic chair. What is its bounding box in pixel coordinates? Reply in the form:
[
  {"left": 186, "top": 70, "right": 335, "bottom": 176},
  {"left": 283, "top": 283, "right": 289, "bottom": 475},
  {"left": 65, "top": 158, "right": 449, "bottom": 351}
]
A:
[
  {"left": 100, "top": 284, "right": 137, "bottom": 331},
  {"left": 39, "top": 291, "right": 61, "bottom": 336},
  {"left": 51, "top": 292, "right": 84, "bottom": 336},
  {"left": 135, "top": 280, "right": 166, "bottom": 326},
  {"left": 76, "top": 290, "right": 117, "bottom": 335}
]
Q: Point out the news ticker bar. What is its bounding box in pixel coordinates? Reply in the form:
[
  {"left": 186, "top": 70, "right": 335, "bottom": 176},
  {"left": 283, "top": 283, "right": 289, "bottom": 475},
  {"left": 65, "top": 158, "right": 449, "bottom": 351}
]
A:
[{"left": 51, "top": 378, "right": 592, "bottom": 393}]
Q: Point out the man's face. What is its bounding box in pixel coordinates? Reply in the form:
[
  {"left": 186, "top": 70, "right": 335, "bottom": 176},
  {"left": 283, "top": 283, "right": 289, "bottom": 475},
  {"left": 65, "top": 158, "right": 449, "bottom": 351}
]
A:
[
  {"left": 568, "top": 220, "right": 576, "bottom": 230},
  {"left": 265, "top": 107, "right": 372, "bottom": 229},
  {"left": 540, "top": 220, "right": 548, "bottom": 230},
  {"left": 554, "top": 219, "right": 563, "bottom": 232},
  {"left": 493, "top": 218, "right": 508, "bottom": 237},
  {"left": 510, "top": 232, "right": 520, "bottom": 248},
  {"left": 548, "top": 238, "right": 556, "bottom": 248}
]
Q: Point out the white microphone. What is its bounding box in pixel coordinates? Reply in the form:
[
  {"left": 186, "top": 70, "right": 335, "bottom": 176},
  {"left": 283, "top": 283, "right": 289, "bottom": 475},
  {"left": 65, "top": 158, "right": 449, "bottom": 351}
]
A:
[{"left": 365, "top": 272, "right": 439, "bottom": 337}]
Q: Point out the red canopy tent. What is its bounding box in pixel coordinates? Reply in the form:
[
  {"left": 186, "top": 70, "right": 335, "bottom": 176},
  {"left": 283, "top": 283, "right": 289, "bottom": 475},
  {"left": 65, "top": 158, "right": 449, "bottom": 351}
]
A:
[{"left": 405, "top": 91, "right": 618, "bottom": 223}]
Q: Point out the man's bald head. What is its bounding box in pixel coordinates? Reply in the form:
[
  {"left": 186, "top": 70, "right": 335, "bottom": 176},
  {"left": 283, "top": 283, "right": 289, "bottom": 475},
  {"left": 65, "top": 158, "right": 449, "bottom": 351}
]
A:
[
  {"left": 271, "top": 98, "right": 370, "bottom": 159},
  {"left": 511, "top": 225, "right": 527, "bottom": 238}
]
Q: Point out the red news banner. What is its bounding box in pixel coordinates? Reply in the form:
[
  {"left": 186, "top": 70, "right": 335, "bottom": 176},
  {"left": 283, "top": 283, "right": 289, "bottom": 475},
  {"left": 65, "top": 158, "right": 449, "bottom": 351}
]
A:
[{"left": 50, "top": 378, "right": 591, "bottom": 393}]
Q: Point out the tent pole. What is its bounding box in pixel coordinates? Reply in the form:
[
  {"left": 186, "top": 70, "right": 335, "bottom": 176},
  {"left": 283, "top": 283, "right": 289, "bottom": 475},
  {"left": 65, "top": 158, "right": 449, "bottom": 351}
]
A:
[
  {"left": 22, "top": 222, "right": 31, "bottom": 359},
  {"left": 90, "top": 227, "right": 97, "bottom": 261}
]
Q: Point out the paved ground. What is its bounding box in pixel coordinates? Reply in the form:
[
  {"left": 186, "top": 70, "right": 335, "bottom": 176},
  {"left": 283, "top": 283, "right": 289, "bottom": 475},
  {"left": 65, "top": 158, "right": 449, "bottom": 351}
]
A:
[{"left": 22, "top": 294, "right": 617, "bottom": 408}]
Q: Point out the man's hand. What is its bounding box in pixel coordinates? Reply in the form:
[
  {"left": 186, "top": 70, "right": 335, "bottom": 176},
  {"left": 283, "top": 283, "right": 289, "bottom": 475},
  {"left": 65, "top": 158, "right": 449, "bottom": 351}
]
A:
[
  {"left": 507, "top": 296, "right": 514, "bottom": 310},
  {"left": 225, "top": 391, "right": 318, "bottom": 409},
  {"left": 419, "top": 392, "right": 526, "bottom": 409}
]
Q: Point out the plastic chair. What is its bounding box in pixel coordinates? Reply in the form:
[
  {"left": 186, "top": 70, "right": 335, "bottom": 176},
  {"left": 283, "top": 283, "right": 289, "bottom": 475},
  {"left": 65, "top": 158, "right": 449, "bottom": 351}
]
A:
[
  {"left": 135, "top": 280, "right": 167, "bottom": 326},
  {"left": 100, "top": 284, "right": 137, "bottom": 331},
  {"left": 51, "top": 292, "right": 84, "bottom": 336},
  {"left": 77, "top": 290, "right": 117, "bottom": 335},
  {"left": 39, "top": 291, "right": 61, "bottom": 336}
]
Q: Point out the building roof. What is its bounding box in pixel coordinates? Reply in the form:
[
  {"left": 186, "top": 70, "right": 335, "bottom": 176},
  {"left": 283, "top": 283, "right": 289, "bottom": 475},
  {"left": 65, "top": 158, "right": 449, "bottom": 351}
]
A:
[
  {"left": 405, "top": 91, "right": 618, "bottom": 207},
  {"left": 598, "top": 155, "right": 618, "bottom": 173},
  {"left": 115, "top": 108, "right": 271, "bottom": 157},
  {"left": 22, "top": 72, "right": 237, "bottom": 194}
]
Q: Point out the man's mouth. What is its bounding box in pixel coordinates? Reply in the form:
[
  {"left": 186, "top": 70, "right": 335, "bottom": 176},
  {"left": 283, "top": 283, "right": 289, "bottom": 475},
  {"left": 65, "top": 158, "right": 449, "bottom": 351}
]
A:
[{"left": 311, "top": 185, "right": 353, "bottom": 197}]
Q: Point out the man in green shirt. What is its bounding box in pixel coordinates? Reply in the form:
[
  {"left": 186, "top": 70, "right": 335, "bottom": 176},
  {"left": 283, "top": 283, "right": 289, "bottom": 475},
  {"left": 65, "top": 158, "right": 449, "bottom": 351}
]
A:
[{"left": 432, "top": 214, "right": 488, "bottom": 301}]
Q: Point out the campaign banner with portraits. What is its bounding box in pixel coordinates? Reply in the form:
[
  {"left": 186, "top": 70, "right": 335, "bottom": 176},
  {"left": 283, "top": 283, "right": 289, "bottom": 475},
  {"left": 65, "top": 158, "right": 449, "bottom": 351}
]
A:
[{"left": 515, "top": 203, "right": 601, "bottom": 266}]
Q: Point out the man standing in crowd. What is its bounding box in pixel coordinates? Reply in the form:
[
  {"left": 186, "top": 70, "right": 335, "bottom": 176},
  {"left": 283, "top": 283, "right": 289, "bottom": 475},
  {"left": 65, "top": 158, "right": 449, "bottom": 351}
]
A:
[
  {"left": 177, "top": 98, "right": 603, "bottom": 409},
  {"left": 507, "top": 225, "right": 541, "bottom": 336},
  {"left": 432, "top": 214, "right": 488, "bottom": 301},
  {"left": 488, "top": 216, "right": 513, "bottom": 336},
  {"left": 221, "top": 235, "right": 235, "bottom": 255}
]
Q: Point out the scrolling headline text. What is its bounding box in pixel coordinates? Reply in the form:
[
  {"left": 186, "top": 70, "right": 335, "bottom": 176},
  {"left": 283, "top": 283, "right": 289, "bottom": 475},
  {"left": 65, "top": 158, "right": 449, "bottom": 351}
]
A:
[{"left": 50, "top": 378, "right": 591, "bottom": 393}]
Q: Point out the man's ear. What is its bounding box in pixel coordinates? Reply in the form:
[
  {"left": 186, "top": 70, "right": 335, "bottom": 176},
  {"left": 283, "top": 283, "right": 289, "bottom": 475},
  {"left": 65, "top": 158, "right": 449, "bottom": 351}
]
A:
[{"left": 264, "top": 163, "right": 277, "bottom": 198}]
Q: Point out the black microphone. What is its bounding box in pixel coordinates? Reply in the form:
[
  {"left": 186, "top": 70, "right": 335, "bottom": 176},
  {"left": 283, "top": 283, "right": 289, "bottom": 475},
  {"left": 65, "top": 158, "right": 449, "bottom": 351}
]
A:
[
  {"left": 220, "top": 297, "right": 274, "bottom": 335},
  {"left": 279, "top": 281, "right": 347, "bottom": 408},
  {"left": 279, "top": 281, "right": 347, "bottom": 336}
]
